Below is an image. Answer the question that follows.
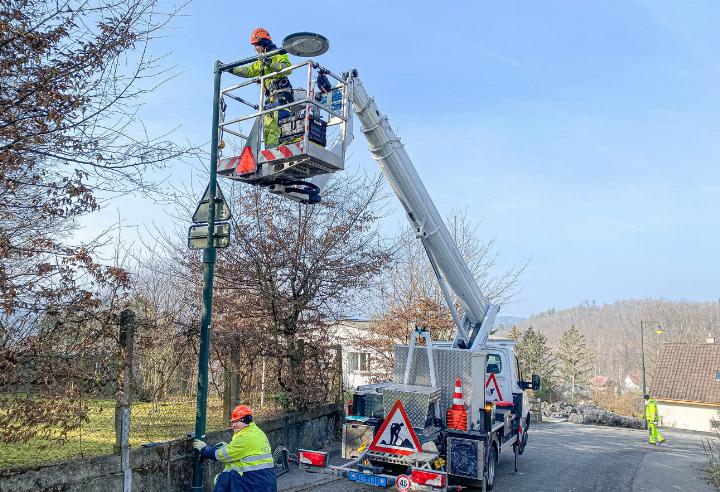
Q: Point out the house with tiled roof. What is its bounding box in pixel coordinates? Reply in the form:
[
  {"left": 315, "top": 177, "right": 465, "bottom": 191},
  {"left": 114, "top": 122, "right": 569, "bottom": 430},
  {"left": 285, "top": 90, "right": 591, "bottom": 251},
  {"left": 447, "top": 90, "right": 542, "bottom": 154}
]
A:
[{"left": 650, "top": 335, "right": 720, "bottom": 432}]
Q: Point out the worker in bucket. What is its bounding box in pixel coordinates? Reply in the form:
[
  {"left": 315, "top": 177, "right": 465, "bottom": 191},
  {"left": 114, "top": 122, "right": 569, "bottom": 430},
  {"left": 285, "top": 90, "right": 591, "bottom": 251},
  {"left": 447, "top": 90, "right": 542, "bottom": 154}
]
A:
[
  {"left": 193, "top": 404, "right": 276, "bottom": 491},
  {"left": 231, "top": 27, "right": 293, "bottom": 148},
  {"left": 644, "top": 394, "right": 665, "bottom": 445}
]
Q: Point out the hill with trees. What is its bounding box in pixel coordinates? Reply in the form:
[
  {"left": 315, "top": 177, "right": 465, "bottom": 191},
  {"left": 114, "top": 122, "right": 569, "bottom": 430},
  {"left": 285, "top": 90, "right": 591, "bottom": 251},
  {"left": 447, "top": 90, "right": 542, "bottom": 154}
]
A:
[{"left": 515, "top": 299, "right": 719, "bottom": 384}]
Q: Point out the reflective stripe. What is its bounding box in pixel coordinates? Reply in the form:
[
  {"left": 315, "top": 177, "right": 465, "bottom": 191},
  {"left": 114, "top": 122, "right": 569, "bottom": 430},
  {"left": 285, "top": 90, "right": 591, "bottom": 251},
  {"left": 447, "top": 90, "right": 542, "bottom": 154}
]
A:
[
  {"left": 225, "top": 461, "right": 274, "bottom": 475},
  {"left": 215, "top": 446, "right": 232, "bottom": 463},
  {"left": 239, "top": 453, "right": 272, "bottom": 463},
  {"left": 240, "top": 462, "right": 275, "bottom": 472}
]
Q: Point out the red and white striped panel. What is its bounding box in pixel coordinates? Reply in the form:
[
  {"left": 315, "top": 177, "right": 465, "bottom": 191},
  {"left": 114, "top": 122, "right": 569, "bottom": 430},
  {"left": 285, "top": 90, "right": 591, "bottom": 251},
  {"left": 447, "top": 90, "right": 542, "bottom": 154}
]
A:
[
  {"left": 217, "top": 155, "right": 240, "bottom": 175},
  {"left": 258, "top": 142, "right": 303, "bottom": 162},
  {"left": 217, "top": 143, "right": 303, "bottom": 175}
]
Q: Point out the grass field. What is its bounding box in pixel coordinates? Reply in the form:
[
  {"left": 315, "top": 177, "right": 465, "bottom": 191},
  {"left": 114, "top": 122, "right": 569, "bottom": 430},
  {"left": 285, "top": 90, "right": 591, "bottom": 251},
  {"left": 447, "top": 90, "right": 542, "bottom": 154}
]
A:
[{"left": 0, "top": 397, "right": 227, "bottom": 471}]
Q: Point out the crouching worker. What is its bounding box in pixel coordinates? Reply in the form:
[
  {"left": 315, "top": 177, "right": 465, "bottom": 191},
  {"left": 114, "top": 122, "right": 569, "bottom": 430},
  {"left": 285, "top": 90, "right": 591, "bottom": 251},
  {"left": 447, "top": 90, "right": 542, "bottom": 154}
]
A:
[{"left": 193, "top": 404, "right": 277, "bottom": 492}]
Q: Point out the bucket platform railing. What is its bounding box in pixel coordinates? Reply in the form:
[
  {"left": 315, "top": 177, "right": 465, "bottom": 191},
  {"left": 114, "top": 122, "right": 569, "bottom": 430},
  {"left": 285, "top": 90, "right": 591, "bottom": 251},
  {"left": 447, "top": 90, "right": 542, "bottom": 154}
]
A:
[{"left": 216, "top": 59, "right": 352, "bottom": 203}]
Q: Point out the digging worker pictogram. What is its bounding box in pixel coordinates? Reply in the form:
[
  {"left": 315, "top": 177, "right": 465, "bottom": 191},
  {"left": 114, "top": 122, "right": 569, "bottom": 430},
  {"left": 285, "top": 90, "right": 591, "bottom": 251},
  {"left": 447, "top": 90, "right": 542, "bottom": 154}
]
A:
[
  {"left": 390, "top": 422, "right": 404, "bottom": 446},
  {"left": 193, "top": 404, "right": 277, "bottom": 492},
  {"left": 644, "top": 394, "right": 665, "bottom": 445}
]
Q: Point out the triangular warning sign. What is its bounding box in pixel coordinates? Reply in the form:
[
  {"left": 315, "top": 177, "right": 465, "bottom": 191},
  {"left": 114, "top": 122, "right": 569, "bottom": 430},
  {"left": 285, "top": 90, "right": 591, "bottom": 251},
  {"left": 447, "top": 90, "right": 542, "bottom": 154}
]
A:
[
  {"left": 369, "top": 400, "right": 422, "bottom": 456},
  {"left": 485, "top": 372, "right": 503, "bottom": 402},
  {"left": 192, "top": 183, "right": 231, "bottom": 223}
]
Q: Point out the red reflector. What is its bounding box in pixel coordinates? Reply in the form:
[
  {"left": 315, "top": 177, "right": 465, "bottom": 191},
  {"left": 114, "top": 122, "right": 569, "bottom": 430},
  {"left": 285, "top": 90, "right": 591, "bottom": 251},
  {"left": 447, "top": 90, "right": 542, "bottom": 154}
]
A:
[
  {"left": 411, "top": 469, "right": 446, "bottom": 487},
  {"left": 298, "top": 449, "right": 327, "bottom": 468},
  {"left": 237, "top": 146, "right": 256, "bottom": 175}
]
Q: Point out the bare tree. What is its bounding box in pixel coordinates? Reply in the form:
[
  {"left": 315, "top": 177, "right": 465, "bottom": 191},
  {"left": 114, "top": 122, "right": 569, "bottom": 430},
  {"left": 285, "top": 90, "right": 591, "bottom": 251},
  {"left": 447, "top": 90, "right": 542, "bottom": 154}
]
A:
[
  {"left": 0, "top": 0, "right": 187, "bottom": 443},
  {"left": 212, "top": 173, "right": 391, "bottom": 409},
  {"left": 146, "top": 170, "right": 392, "bottom": 411},
  {"left": 358, "top": 210, "right": 526, "bottom": 381}
]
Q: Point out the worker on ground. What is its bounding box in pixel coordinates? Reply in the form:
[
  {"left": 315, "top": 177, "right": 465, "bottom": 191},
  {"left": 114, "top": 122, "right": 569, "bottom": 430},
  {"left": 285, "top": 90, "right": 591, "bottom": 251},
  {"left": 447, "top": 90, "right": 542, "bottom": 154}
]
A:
[
  {"left": 232, "top": 28, "right": 293, "bottom": 148},
  {"left": 644, "top": 394, "right": 665, "bottom": 445},
  {"left": 193, "top": 404, "right": 277, "bottom": 492}
]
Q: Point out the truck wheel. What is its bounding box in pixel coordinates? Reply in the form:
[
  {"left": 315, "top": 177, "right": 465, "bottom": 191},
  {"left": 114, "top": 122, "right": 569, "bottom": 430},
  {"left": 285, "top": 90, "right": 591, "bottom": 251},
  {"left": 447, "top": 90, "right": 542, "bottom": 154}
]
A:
[{"left": 485, "top": 444, "right": 498, "bottom": 491}]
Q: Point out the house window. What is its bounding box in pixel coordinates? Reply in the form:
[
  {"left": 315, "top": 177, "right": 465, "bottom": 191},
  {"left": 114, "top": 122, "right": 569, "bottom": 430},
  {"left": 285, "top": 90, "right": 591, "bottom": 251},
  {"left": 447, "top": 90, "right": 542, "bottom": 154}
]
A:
[
  {"left": 348, "top": 352, "right": 370, "bottom": 372},
  {"left": 716, "top": 371, "right": 720, "bottom": 381},
  {"left": 487, "top": 354, "right": 502, "bottom": 374}
]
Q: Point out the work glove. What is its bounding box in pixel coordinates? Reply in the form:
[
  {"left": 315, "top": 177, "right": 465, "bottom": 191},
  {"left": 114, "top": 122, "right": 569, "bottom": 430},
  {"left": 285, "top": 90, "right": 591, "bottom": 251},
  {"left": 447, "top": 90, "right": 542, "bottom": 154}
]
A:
[
  {"left": 259, "top": 54, "right": 272, "bottom": 67},
  {"left": 192, "top": 439, "right": 207, "bottom": 451}
]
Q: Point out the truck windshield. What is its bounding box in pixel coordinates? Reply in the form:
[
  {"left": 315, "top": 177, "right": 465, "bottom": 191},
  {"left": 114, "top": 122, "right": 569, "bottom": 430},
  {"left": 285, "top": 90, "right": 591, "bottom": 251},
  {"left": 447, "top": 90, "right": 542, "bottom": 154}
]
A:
[{"left": 487, "top": 354, "right": 502, "bottom": 374}]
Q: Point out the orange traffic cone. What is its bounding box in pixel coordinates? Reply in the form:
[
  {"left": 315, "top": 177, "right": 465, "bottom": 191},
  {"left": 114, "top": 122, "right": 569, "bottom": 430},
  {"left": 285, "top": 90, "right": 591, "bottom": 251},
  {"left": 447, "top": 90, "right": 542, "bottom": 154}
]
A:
[{"left": 446, "top": 378, "right": 467, "bottom": 431}]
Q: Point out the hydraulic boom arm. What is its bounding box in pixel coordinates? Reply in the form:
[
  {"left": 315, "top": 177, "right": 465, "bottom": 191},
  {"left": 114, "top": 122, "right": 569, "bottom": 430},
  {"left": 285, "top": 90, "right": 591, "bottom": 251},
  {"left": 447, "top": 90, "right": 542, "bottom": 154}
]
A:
[{"left": 348, "top": 71, "right": 498, "bottom": 349}]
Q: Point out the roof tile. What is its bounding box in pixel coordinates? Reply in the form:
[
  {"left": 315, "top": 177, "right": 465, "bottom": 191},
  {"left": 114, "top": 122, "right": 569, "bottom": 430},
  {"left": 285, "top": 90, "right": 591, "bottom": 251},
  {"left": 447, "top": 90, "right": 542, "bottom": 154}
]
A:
[{"left": 650, "top": 343, "right": 720, "bottom": 403}]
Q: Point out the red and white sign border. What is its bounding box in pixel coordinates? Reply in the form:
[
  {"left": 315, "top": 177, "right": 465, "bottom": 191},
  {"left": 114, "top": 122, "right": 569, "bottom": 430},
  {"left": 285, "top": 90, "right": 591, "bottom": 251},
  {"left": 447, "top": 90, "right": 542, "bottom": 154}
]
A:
[{"left": 369, "top": 400, "right": 422, "bottom": 456}]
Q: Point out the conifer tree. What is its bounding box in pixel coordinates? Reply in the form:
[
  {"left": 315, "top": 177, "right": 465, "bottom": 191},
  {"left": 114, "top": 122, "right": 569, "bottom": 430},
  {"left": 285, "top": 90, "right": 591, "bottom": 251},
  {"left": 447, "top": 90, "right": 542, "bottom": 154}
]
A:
[
  {"left": 558, "top": 325, "right": 594, "bottom": 404},
  {"left": 508, "top": 324, "right": 522, "bottom": 340},
  {"left": 515, "top": 326, "right": 557, "bottom": 401}
]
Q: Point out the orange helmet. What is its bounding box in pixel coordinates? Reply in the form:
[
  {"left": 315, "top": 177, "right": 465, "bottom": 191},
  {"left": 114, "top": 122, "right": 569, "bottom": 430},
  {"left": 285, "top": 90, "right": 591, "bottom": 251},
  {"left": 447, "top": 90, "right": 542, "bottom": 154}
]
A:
[
  {"left": 250, "top": 28, "right": 272, "bottom": 45},
  {"left": 231, "top": 404, "right": 253, "bottom": 421}
]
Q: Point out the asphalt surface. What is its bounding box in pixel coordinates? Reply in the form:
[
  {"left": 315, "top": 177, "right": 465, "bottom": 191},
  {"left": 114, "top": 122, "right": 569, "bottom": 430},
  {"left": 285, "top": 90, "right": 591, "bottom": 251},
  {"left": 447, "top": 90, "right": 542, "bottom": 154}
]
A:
[{"left": 279, "top": 421, "right": 716, "bottom": 491}]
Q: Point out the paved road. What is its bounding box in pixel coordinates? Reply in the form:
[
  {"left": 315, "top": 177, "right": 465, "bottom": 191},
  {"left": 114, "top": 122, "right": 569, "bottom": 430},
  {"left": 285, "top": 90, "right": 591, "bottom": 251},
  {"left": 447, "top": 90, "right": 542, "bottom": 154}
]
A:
[{"left": 280, "top": 422, "right": 715, "bottom": 491}]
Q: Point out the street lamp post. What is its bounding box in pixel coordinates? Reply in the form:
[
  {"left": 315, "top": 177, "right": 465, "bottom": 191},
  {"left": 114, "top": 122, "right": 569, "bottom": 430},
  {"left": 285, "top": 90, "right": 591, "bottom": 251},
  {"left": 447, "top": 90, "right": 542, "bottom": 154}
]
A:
[
  {"left": 191, "top": 33, "right": 330, "bottom": 491},
  {"left": 640, "top": 320, "right": 663, "bottom": 430}
]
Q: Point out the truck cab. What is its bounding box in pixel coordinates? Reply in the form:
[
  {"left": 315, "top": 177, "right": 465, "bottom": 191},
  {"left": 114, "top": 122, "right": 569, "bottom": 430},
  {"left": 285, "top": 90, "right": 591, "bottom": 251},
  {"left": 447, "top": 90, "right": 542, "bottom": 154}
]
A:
[{"left": 484, "top": 339, "right": 530, "bottom": 425}]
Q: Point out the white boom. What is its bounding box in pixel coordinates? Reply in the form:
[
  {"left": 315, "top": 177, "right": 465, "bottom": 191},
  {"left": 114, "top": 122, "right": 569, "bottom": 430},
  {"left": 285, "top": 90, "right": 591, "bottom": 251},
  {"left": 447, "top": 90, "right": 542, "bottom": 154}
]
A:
[{"left": 348, "top": 71, "right": 498, "bottom": 349}]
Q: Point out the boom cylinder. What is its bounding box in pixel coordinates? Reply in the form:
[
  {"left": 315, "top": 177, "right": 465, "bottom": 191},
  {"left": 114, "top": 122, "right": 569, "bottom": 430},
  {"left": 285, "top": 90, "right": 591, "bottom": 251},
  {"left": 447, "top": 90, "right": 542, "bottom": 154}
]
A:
[{"left": 350, "top": 74, "right": 491, "bottom": 343}]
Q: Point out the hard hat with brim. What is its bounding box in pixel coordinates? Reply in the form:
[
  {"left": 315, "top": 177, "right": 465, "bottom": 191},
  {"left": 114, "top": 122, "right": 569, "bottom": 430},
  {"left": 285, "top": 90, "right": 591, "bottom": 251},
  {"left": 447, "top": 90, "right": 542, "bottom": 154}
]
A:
[
  {"left": 231, "top": 404, "right": 253, "bottom": 421},
  {"left": 250, "top": 27, "right": 272, "bottom": 45}
]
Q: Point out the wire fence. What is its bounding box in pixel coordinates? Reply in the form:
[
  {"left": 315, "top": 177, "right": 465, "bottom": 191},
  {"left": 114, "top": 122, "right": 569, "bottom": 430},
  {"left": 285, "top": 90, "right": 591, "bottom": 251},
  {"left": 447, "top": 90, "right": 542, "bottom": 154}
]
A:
[
  {"left": 0, "top": 309, "right": 342, "bottom": 472},
  {"left": 0, "top": 392, "right": 303, "bottom": 471}
]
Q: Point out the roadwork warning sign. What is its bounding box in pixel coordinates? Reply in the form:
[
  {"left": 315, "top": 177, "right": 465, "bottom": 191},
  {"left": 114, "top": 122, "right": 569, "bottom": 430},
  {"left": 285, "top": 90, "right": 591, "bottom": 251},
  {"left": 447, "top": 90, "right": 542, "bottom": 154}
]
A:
[
  {"left": 369, "top": 400, "right": 422, "bottom": 456},
  {"left": 486, "top": 372, "right": 503, "bottom": 402}
]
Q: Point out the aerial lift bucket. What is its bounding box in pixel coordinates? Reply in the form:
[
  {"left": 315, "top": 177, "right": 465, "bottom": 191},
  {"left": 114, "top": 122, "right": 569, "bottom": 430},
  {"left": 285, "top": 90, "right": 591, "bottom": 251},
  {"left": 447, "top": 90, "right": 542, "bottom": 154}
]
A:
[{"left": 215, "top": 54, "right": 352, "bottom": 204}]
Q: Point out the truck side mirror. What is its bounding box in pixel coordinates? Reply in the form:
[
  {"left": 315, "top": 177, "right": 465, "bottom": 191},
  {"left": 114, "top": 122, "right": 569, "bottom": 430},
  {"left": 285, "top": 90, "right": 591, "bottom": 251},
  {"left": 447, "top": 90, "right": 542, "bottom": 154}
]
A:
[{"left": 531, "top": 374, "right": 541, "bottom": 391}]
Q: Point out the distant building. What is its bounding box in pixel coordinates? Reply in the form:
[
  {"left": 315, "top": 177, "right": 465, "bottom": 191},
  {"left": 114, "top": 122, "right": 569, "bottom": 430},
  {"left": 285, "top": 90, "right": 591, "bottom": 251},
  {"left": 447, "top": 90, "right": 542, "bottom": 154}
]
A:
[
  {"left": 623, "top": 374, "right": 641, "bottom": 391},
  {"left": 650, "top": 336, "right": 720, "bottom": 432},
  {"left": 332, "top": 319, "right": 374, "bottom": 389},
  {"left": 590, "top": 375, "right": 611, "bottom": 390}
]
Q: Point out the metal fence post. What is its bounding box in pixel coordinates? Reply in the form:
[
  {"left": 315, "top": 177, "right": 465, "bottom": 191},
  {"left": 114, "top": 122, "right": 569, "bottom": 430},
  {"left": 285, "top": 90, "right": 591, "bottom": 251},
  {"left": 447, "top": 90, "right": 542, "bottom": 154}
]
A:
[{"left": 115, "top": 309, "right": 135, "bottom": 492}]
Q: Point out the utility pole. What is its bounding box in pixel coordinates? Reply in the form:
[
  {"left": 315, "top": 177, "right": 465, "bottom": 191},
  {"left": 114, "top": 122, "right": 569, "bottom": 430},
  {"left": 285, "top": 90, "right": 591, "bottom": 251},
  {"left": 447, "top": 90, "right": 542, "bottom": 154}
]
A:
[{"left": 640, "top": 320, "right": 663, "bottom": 430}]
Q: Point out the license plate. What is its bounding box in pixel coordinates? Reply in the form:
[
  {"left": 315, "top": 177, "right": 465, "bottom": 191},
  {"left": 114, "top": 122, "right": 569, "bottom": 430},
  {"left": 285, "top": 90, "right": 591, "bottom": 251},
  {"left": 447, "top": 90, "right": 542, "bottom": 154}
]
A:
[{"left": 347, "top": 470, "right": 388, "bottom": 487}]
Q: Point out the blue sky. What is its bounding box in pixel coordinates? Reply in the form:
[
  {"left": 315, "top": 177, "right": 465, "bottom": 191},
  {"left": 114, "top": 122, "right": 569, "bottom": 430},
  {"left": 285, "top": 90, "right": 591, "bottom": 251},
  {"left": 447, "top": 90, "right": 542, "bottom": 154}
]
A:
[{"left": 79, "top": 0, "right": 720, "bottom": 317}]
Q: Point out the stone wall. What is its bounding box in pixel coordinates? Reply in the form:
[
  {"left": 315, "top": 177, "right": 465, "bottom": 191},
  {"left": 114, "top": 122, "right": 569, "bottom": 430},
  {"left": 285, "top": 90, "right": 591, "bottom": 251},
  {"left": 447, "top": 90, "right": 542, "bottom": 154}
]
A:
[{"left": 0, "top": 403, "right": 342, "bottom": 491}]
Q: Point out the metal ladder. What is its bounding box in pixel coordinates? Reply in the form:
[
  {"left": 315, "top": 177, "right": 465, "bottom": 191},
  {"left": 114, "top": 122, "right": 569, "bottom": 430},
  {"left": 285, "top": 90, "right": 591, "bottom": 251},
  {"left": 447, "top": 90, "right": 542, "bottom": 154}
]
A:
[{"left": 403, "top": 327, "right": 440, "bottom": 420}]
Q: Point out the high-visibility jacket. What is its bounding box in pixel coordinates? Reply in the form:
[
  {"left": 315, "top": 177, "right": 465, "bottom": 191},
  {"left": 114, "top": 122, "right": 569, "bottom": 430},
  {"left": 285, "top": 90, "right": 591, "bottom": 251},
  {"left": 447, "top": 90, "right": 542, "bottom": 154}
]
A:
[
  {"left": 645, "top": 397, "right": 659, "bottom": 423},
  {"left": 202, "top": 422, "right": 275, "bottom": 475},
  {"left": 232, "top": 52, "right": 292, "bottom": 99}
]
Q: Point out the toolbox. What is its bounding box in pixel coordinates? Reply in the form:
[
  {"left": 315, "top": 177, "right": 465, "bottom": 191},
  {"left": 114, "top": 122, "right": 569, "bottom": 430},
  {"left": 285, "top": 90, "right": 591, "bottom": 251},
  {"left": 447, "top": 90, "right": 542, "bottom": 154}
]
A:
[{"left": 278, "top": 114, "right": 327, "bottom": 147}]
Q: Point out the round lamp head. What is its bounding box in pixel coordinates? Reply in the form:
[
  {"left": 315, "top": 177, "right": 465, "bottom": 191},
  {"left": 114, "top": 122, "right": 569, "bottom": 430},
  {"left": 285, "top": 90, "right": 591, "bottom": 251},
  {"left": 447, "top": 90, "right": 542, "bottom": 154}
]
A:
[
  {"left": 655, "top": 327, "right": 664, "bottom": 335},
  {"left": 282, "top": 32, "right": 329, "bottom": 57}
]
